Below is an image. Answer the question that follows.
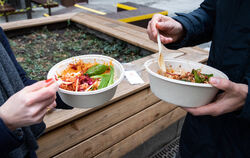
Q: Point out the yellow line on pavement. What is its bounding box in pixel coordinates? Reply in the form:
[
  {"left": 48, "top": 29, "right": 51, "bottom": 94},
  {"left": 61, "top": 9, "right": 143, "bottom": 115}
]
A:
[
  {"left": 119, "top": 11, "right": 168, "bottom": 23},
  {"left": 43, "top": 13, "right": 50, "bottom": 17},
  {"left": 74, "top": 4, "right": 106, "bottom": 15},
  {"left": 117, "top": 3, "right": 137, "bottom": 10}
]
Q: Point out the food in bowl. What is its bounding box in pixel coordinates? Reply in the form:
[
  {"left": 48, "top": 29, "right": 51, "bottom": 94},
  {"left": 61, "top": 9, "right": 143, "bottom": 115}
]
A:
[
  {"left": 159, "top": 67, "right": 213, "bottom": 84},
  {"left": 55, "top": 60, "right": 115, "bottom": 92},
  {"left": 145, "top": 59, "right": 228, "bottom": 107},
  {"left": 47, "top": 55, "right": 125, "bottom": 108}
]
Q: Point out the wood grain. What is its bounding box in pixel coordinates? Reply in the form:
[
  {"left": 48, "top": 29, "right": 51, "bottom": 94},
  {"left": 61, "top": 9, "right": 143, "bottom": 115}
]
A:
[
  {"left": 54, "top": 101, "right": 177, "bottom": 158},
  {"left": 37, "top": 89, "right": 160, "bottom": 158},
  {"left": 94, "top": 108, "right": 186, "bottom": 158},
  {"left": 0, "top": 13, "right": 77, "bottom": 31}
]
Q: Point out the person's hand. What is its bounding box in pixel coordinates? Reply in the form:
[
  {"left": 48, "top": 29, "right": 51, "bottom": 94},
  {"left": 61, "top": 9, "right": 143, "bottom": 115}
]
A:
[
  {"left": 0, "top": 79, "right": 58, "bottom": 130},
  {"left": 184, "top": 77, "right": 248, "bottom": 116},
  {"left": 147, "top": 14, "right": 185, "bottom": 44}
]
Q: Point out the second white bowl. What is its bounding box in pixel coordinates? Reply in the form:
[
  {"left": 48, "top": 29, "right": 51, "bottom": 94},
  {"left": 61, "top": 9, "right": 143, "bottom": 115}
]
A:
[{"left": 144, "top": 59, "right": 228, "bottom": 107}]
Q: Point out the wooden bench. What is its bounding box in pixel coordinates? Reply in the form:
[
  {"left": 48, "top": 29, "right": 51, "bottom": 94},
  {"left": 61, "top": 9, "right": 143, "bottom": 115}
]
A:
[
  {"left": 0, "top": 13, "right": 209, "bottom": 158},
  {"left": 0, "top": 4, "right": 15, "bottom": 22},
  {"left": 31, "top": 0, "right": 58, "bottom": 15},
  {"left": 61, "top": 0, "right": 89, "bottom": 7}
]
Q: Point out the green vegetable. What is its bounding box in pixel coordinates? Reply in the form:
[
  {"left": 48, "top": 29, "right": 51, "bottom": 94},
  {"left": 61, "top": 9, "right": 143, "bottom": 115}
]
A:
[
  {"left": 192, "top": 69, "right": 214, "bottom": 83},
  {"left": 203, "top": 73, "right": 213, "bottom": 79},
  {"left": 90, "top": 74, "right": 105, "bottom": 79},
  {"left": 192, "top": 69, "right": 202, "bottom": 83},
  {"left": 98, "top": 74, "right": 111, "bottom": 89},
  {"left": 85, "top": 64, "right": 108, "bottom": 76},
  {"left": 91, "top": 66, "right": 114, "bottom": 89},
  {"left": 107, "top": 66, "right": 114, "bottom": 86}
]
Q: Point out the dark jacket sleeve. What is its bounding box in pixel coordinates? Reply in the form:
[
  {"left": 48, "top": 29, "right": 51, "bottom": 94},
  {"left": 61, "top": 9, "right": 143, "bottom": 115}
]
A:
[
  {"left": 0, "top": 27, "right": 72, "bottom": 109},
  {"left": 165, "top": 0, "right": 216, "bottom": 49},
  {"left": 238, "top": 77, "right": 250, "bottom": 121},
  {"left": 0, "top": 119, "right": 23, "bottom": 153}
]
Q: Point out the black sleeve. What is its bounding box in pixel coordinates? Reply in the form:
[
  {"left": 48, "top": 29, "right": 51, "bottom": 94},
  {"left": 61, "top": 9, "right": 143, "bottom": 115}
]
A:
[
  {"left": 237, "top": 77, "right": 250, "bottom": 121},
  {"left": 0, "top": 119, "right": 23, "bottom": 153},
  {"left": 165, "top": 0, "right": 216, "bottom": 49}
]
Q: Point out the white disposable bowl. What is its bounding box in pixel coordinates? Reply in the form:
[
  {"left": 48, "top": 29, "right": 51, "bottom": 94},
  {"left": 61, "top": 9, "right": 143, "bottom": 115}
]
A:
[
  {"left": 144, "top": 59, "right": 228, "bottom": 107},
  {"left": 47, "top": 55, "right": 125, "bottom": 108}
]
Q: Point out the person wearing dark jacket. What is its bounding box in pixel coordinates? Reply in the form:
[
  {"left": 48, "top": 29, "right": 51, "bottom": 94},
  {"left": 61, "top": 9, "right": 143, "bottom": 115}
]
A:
[
  {"left": 147, "top": 0, "right": 249, "bottom": 157},
  {"left": 0, "top": 27, "right": 72, "bottom": 158}
]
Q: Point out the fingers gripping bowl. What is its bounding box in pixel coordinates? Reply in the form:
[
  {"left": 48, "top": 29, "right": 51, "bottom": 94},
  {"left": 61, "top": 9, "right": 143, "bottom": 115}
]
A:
[
  {"left": 144, "top": 59, "right": 228, "bottom": 107},
  {"left": 47, "top": 55, "right": 125, "bottom": 108}
]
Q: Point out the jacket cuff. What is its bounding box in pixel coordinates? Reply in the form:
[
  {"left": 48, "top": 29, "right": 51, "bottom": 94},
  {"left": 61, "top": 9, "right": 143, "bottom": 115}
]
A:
[
  {"left": 237, "top": 77, "right": 250, "bottom": 121},
  {"left": 56, "top": 92, "right": 73, "bottom": 109},
  {"left": 0, "top": 118, "right": 23, "bottom": 152},
  {"left": 164, "top": 14, "right": 190, "bottom": 49}
]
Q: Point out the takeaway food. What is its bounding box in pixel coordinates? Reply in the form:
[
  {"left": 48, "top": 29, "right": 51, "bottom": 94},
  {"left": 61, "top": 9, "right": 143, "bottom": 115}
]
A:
[
  {"left": 55, "top": 60, "right": 114, "bottom": 92},
  {"left": 47, "top": 54, "right": 125, "bottom": 108},
  {"left": 159, "top": 67, "right": 213, "bottom": 83},
  {"left": 144, "top": 59, "right": 228, "bottom": 107}
]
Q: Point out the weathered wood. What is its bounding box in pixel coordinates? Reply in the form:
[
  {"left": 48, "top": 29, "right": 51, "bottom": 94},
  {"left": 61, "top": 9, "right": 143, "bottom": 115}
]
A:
[
  {"left": 0, "top": 4, "right": 15, "bottom": 22},
  {"left": 71, "top": 13, "right": 208, "bottom": 57},
  {"left": 94, "top": 108, "right": 186, "bottom": 158},
  {"left": 37, "top": 89, "right": 160, "bottom": 158},
  {"left": 54, "top": 101, "right": 177, "bottom": 158},
  {"left": 31, "top": 0, "right": 58, "bottom": 8},
  {"left": 179, "top": 47, "right": 209, "bottom": 63},
  {"left": 0, "top": 13, "right": 77, "bottom": 31},
  {"left": 71, "top": 13, "right": 173, "bottom": 54},
  {"left": 0, "top": 4, "right": 15, "bottom": 13}
]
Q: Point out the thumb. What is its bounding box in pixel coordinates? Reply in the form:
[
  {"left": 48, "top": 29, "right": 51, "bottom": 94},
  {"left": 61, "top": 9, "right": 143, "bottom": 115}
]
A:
[{"left": 209, "top": 77, "right": 234, "bottom": 92}]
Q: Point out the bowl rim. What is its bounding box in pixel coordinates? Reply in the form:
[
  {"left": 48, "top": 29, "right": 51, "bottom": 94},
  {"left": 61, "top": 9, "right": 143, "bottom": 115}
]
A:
[
  {"left": 144, "top": 58, "right": 228, "bottom": 88},
  {"left": 47, "top": 54, "right": 125, "bottom": 96}
]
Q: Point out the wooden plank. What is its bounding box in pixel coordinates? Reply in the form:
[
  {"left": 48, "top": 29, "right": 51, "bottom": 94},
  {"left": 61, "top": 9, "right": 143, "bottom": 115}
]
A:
[
  {"left": 71, "top": 13, "right": 162, "bottom": 53},
  {"left": 54, "top": 101, "right": 176, "bottom": 158},
  {"left": 79, "top": 13, "right": 208, "bottom": 59},
  {"left": 0, "top": 13, "right": 77, "bottom": 31},
  {"left": 71, "top": 13, "right": 177, "bottom": 54},
  {"left": 86, "top": 12, "right": 148, "bottom": 33},
  {"left": 94, "top": 108, "right": 186, "bottom": 158},
  {"left": 71, "top": 13, "right": 149, "bottom": 45},
  {"left": 179, "top": 47, "right": 209, "bottom": 63},
  {"left": 42, "top": 52, "right": 184, "bottom": 132},
  {"left": 71, "top": 13, "right": 207, "bottom": 57},
  {"left": 72, "top": 14, "right": 153, "bottom": 52},
  {"left": 37, "top": 89, "right": 160, "bottom": 158}
]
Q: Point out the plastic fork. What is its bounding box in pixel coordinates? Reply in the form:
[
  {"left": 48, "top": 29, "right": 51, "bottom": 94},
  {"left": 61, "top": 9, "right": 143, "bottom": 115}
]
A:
[{"left": 157, "top": 30, "right": 166, "bottom": 74}]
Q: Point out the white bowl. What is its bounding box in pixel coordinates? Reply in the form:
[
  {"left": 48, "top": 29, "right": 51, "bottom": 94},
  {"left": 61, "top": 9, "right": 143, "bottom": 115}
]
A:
[
  {"left": 144, "top": 59, "right": 228, "bottom": 107},
  {"left": 47, "top": 55, "right": 125, "bottom": 108}
]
